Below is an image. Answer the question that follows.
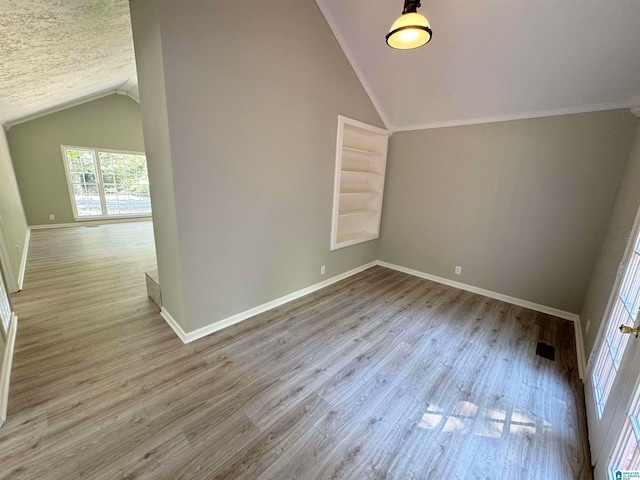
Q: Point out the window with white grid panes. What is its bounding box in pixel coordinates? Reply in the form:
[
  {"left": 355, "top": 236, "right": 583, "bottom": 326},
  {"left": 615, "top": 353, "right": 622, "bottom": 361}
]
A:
[
  {"left": 592, "top": 227, "right": 640, "bottom": 418},
  {"left": 62, "top": 146, "right": 151, "bottom": 219}
]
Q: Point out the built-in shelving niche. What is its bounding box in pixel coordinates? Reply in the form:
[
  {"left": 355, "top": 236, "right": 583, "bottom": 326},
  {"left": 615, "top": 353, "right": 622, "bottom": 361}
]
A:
[{"left": 330, "top": 115, "right": 389, "bottom": 250}]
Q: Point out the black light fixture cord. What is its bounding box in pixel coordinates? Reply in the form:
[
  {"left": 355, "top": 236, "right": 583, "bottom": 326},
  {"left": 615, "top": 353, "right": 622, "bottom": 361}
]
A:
[{"left": 403, "top": 0, "right": 421, "bottom": 14}]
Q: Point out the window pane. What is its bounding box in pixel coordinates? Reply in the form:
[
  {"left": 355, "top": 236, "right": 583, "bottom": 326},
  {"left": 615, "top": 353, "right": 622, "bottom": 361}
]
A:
[
  {"left": 98, "top": 151, "right": 151, "bottom": 216},
  {"left": 65, "top": 149, "right": 103, "bottom": 217},
  {"left": 609, "top": 389, "right": 640, "bottom": 476},
  {"left": 592, "top": 229, "right": 640, "bottom": 418}
]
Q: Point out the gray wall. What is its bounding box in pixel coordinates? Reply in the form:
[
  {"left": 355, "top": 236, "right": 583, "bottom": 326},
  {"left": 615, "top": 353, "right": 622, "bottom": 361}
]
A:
[
  {"left": 378, "top": 110, "right": 638, "bottom": 314},
  {"left": 130, "top": 0, "right": 383, "bottom": 332},
  {"left": 130, "top": 1, "right": 186, "bottom": 329},
  {"left": 581, "top": 124, "right": 640, "bottom": 356},
  {"left": 7, "top": 94, "right": 145, "bottom": 226},
  {"left": 0, "top": 129, "right": 28, "bottom": 292}
]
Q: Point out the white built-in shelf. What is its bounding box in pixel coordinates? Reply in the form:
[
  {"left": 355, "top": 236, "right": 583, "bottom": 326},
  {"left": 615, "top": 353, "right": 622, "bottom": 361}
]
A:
[
  {"left": 330, "top": 115, "right": 389, "bottom": 250},
  {"left": 342, "top": 146, "right": 380, "bottom": 156},
  {"left": 339, "top": 191, "right": 379, "bottom": 196},
  {"left": 341, "top": 169, "right": 380, "bottom": 176},
  {"left": 338, "top": 209, "right": 377, "bottom": 218},
  {"left": 336, "top": 231, "right": 379, "bottom": 247}
]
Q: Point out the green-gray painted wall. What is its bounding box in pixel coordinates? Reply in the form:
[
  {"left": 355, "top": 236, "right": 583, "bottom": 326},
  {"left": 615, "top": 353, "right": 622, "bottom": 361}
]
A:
[{"left": 7, "top": 94, "right": 145, "bottom": 226}]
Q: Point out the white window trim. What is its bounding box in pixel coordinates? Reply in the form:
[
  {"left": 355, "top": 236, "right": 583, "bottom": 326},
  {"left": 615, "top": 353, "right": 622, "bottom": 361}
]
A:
[{"left": 60, "top": 145, "right": 152, "bottom": 221}]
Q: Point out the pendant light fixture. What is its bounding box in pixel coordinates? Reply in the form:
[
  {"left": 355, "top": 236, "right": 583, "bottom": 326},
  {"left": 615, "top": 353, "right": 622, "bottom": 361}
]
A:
[{"left": 386, "top": 0, "right": 432, "bottom": 50}]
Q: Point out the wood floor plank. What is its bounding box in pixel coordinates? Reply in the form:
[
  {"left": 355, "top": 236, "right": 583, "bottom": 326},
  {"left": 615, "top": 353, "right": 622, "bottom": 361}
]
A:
[{"left": 0, "top": 222, "right": 592, "bottom": 479}]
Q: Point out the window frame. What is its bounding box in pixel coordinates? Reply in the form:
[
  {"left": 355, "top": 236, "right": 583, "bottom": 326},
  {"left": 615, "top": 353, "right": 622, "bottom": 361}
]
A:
[{"left": 60, "top": 145, "right": 152, "bottom": 221}]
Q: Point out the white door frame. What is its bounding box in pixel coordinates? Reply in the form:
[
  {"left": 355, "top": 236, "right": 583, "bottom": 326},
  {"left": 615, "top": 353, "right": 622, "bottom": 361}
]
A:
[
  {"left": 585, "top": 202, "right": 640, "bottom": 467},
  {"left": 0, "top": 229, "right": 18, "bottom": 294}
]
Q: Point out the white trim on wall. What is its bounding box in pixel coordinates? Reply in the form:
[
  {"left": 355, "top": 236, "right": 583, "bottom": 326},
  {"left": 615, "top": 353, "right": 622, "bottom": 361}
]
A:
[
  {"left": 17, "top": 228, "right": 30, "bottom": 291},
  {"left": 393, "top": 101, "right": 633, "bottom": 133},
  {"left": 4, "top": 90, "right": 118, "bottom": 130},
  {"left": 574, "top": 318, "right": 586, "bottom": 380},
  {"left": 29, "top": 217, "right": 152, "bottom": 230},
  {"left": 0, "top": 233, "right": 18, "bottom": 293},
  {"left": 158, "top": 257, "right": 585, "bottom": 378},
  {"left": 314, "top": 1, "right": 392, "bottom": 131},
  {"left": 162, "top": 261, "right": 378, "bottom": 344},
  {"left": 376, "top": 261, "right": 579, "bottom": 321},
  {"left": 377, "top": 260, "right": 586, "bottom": 379},
  {"left": 0, "top": 313, "right": 17, "bottom": 427}
]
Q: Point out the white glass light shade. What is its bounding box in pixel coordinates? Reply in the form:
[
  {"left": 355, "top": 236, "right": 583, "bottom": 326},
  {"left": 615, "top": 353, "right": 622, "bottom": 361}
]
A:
[{"left": 386, "top": 12, "right": 432, "bottom": 50}]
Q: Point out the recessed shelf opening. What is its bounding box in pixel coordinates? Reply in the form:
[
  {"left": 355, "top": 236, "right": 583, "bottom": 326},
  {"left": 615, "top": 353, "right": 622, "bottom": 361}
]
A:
[{"left": 330, "top": 116, "right": 388, "bottom": 250}]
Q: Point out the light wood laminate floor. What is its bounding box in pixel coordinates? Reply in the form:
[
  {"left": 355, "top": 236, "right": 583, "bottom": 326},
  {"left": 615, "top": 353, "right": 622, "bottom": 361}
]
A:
[{"left": 1, "top": 222, "right": 592, "bottom": 479}]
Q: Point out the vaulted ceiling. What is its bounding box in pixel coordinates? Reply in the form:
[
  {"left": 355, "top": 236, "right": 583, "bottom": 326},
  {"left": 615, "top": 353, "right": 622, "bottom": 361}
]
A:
[
  {"left": 0, "top": 0, "right": 137, "bottom": 127},
  {"left": 316, "top": 0, "right": 640, "bottom": 131},
  {"left": 2, "top": 1, "right": 639, "bottom": 132}
]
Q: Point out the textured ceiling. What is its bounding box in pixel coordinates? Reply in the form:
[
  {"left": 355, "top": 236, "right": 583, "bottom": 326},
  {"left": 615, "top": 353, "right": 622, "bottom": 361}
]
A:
[
  {"left": 0, "top": 0, "right": 136, "bottom": 126},
  {"left": 316, "top": 0, "right": 640, "bottom": 131}
]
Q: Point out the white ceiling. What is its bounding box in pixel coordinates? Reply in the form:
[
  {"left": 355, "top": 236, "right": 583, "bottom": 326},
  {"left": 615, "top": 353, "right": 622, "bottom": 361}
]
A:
[
  {"left": 316, "top": 0, "right": 640, "bottom": 131},
  {"left": 0, "top": 0, "right": 138, "bottom": 127}
]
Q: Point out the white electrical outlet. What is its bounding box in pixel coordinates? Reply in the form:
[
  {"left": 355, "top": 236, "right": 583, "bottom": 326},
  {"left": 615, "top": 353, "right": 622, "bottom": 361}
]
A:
[
  {"left": 321, "top": 265, "right": 326, "bottom": 275},
  {"left": 49, "top": 214, "right": 55, "bottom": 220},
  {"left": 454, "top": 266, "right": 462, "bottom": 275},
  {"left": 585, "top": 319, "right": 591, "bottom": 333}
]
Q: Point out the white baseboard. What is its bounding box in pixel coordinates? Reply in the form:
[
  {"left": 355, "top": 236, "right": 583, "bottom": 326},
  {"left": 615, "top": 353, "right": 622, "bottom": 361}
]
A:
[
  {"left": 0, "top": 313, "right": 17, "bottom": 426},
  {"left": 158, "top": 257, "right": 587, "bottom": 378},
  {"left": 377, "top": 260, "right": 586, "bottom": 378},
  {"left": 17, "top": 229, "right": 30, "bottom": 290},
  {"left": 29, "top": 217, "right": 152, "bottom": 230},
  {"left": 162, "top": 261, "right": 378, "bottom": 344},
  {"left": 376, "top": 261, "right": 579, "bottom": 321},
  {"left": 160, "top": 307, "right": 188, "bottom": 343}
]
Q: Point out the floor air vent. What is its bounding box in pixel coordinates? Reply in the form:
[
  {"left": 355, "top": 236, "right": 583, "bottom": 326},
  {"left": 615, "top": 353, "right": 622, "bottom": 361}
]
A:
[{"left": 535, "top": 342, "right": 555, "bottom": 361}]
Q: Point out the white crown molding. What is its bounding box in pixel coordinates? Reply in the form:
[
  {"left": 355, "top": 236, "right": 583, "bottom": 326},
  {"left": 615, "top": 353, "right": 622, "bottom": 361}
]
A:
[
  {"left": 315, "top": 0, "right": 393, "bottom": 131},
  {"left": 115, "top": 90, "right": 140, "bottom": 104},
  {"left": 4, "top": 89, "right": 119, "bottom": 130},
  {"left": 119, "top": 74, "right": 138, "bottom": 92},
  {"left": 393, "top": 101, "right": 634, "bottom": 132},
  {"left": 127, "top": 92, "right": 140, "bottom": 104},
  {"left": 116, "top": 74, "right": 140, "bottom": 104}
]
